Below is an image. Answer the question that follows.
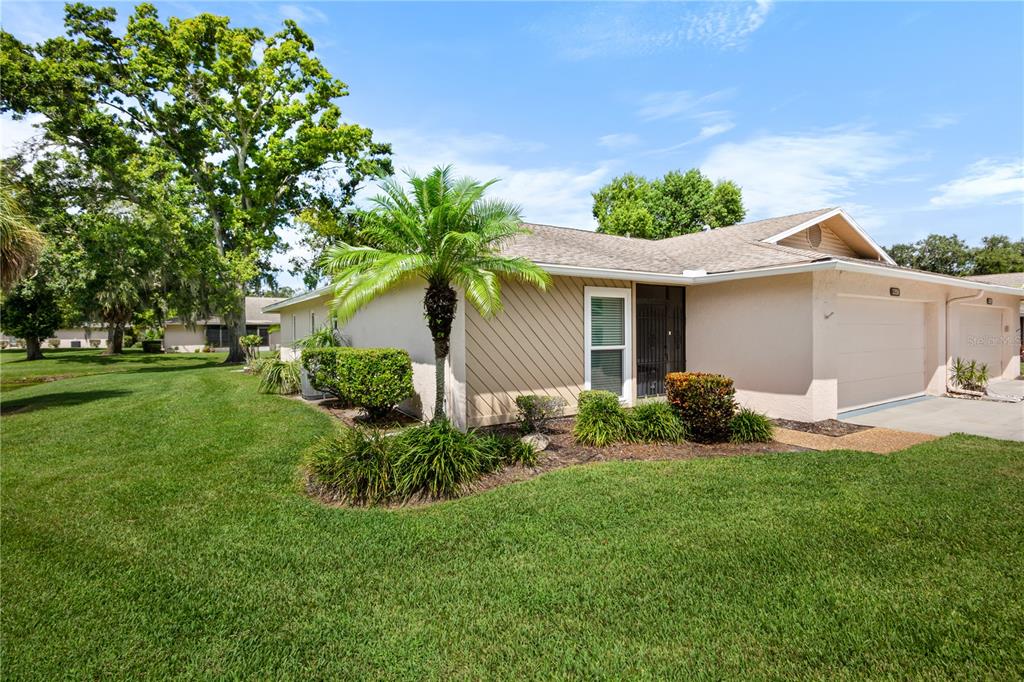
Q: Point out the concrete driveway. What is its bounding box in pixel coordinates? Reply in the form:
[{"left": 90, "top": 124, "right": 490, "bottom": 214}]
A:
[{"left": 840, "top": 383, "right": 1024, "bottom": 442}]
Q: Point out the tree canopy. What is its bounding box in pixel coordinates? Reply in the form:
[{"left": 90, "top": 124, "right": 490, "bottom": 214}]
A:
[
  {"left": 1, "top": 3, "right": 391, "bottom": 360},
  {"left": 592, "top": 168, "right": 746, "bottom": 239},
  {"left": 887, "top": 233, "right": 1024, "bottom": 276}
]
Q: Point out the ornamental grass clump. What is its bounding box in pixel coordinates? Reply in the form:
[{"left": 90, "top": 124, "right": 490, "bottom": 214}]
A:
[
  {"left": 304, "top": 429, "right": 395, "bottom": 506},
  {"left": 666, "top": 372, "right": 736, "bottom": 443},
  {"left": 573, "top": 390, "right": 628, "bottom": 446},
  {"left": 256, "top": 358, "right": 300, "bottom": 395},
  {"left": 729, "top": 407, "right": 774, "bottom": 443},
  {"left": 626, "top": 401, "right": 688, "bottom": 443},
  {"left": 393, "top": 420, "right": 492, "bottom": 499}
]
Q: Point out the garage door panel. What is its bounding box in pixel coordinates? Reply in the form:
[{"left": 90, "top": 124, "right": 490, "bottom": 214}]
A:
[
  {"left": 840, "top": 373, "right": 927, "bottom": 411},
  {"left": 839, "top": 298, "right": 925, "bottom": 326},
  {"left": 837, "top": 297, "right": 927, "bottom": 410},
  {"left": 838, "top": 325, "right": 924, "bottom": 353},
  {"left": 838, "top": 348, "right": 926, "bottom": 382}
]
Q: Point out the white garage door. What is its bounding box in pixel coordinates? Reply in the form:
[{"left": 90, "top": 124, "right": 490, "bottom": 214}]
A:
[
  {"left": 838, "top": 297, "right": 926, "bottom": 410},
  {"left": 958, "top": 305, "right": 1003, "bottom": 377}
]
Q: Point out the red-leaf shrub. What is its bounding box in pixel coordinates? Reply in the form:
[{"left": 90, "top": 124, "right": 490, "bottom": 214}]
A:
[{"left": 665, "top": 372, "right": 736, "bottom": 443}]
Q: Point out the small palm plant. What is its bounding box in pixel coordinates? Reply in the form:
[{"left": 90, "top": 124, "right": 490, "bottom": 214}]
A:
[{"left": 323, "top": 166, "right": 550, "bottom": 422}]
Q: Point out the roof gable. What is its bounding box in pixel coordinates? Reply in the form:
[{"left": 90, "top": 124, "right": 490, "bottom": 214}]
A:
[{"left": 759, "top": 208, "right": 894, "bottom": 264}]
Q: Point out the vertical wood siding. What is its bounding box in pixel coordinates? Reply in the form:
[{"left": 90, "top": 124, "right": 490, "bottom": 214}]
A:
[
  {"left": 465, "top": 275, "right": 624, "bottom": 426},
  {"left": 778, "top": 224, "right": 858, "bottom": 257}
]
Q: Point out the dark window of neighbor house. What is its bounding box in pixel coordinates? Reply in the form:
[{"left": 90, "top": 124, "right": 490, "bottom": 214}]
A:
[{"left": 205, "top": 325, "right": 226, "bottom": 347}]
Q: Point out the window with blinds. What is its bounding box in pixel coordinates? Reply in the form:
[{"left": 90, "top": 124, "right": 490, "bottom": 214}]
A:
[{"left": 585, "top": 288, "right": 630, "bottom": 400}]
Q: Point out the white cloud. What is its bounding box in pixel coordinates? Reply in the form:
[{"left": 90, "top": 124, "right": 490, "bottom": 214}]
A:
[
  {"left": 922, "top": 113, "right": 959, "bottom": 130},
  {"left": 929, "top": 158, "right": 1024, "bottom": 208},
  {"left": 378, "top": 128, "right": 610, "bottom": 229},
  {"left": 637, "top": 88, "right": 735, "bottom": 122},
  {"left": 546, "top": 1, "right": 773, "bottom": 60},
  {"left": 701, "top": 127, "right": 905, "bottom": 217},
  {"left": 277, "top": 4, "right": 328, "bottom": 25},
  {"left": 598, "top": 133, "right": 640, "bottom": 150}
]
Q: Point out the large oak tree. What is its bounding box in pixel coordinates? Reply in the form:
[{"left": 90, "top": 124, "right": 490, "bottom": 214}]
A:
[{"left": 1, "top": 3, "right": 391, "bottom": 361}]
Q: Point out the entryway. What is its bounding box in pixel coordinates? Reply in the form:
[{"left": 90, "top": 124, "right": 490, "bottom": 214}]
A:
[{"left": 636, "top": 284, "right": 685, "bottom": 398}]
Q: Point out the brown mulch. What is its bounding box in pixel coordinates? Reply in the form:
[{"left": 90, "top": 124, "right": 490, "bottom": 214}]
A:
[
  {"left": 306, "top": 416, "right": 804, "bottom": 510},
  {"left": 772, "top": 418, "right": 870, "bottom": 437},
  {"left": 301, "top": 396, "right": 420, "bottom": 430}
]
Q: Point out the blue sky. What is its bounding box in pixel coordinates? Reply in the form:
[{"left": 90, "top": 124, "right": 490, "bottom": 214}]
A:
[{"left": 2, "top": 1, "right": 1022, "bottom": 289}]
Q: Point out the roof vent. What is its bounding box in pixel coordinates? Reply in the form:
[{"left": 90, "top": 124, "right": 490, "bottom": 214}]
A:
[{"left": 807, "top": 224, "right": 822, "bottom": 247}]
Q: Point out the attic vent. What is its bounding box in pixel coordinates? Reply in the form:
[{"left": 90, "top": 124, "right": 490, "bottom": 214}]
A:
[{"left": 807, "top": 224, "right": 822, "bottom": 248}]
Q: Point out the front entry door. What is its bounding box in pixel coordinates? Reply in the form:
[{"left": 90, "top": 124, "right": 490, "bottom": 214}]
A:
[{"left": 636, "top": 285, "right": 685, "bottom": 397}]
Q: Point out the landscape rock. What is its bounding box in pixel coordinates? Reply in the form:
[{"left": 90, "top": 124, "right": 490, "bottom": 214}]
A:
[{"left": 521, "top": 433, "right": 550, "bottom": 451}]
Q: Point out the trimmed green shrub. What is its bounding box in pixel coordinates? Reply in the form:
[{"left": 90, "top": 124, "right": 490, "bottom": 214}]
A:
[
  {"left": 730, "top": 407, "right": 774, "bottom": 443},
  {"left": 514, "top": 394, "right": 566, "bottom": 434},
  {"left": 627, "top": 401, "right": 687, "bottom": 443},
  {"left": 257, "top": 358, "right": 301, "bottom": 395},
  {"left": 478, "top": 434, "right": 539, "bottom": 467},
  {"left": 666, "top": 372, "right": 736, "bottom": 443},
  {"left": 573, "top": 390, "right": 628, "bottom": 446},
  {"left": 393, "top": 420, "right": 490, "bottom": 498},
  {"left": 303, "top": 347, "right": 414, "bottom": 420},
  {"left": 304, "top": 429, "right": 395, "bottom": 505}
]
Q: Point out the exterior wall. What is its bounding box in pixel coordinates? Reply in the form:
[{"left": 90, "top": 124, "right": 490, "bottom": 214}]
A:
[
  {"left": 686, "top": 273, "right": 818, "bottom": 420},
  {"left": 778, "top": 224, "right": 858, "bottom": 258},
  {"left": 165, "top": 324, "right": 206, "bottom": 351},
  {"left": 166, "top": 324, "right": 281, "bottom": 352},
  {"left": 275, "top": 282, "right": 466, "bottom": 427},
  {"left": 464, "top": 275, "right": 625, "bottom": 427},
  {"left": 48, "top": 328, "right": 108, "bottom": 349}
]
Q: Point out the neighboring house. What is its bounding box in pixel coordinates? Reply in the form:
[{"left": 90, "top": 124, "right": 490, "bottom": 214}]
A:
[
  {"left": 1, "top": 325, "right": 109, "bottom": 349},
  {"left": 165, "top": 296, "right": 284, "bottom": 352},
  {"left": 964, "top": 272, "right": 1024, "bottom": 351},
  {"left": 265, "top": 208, "right": 1024, "bottom": 428}
]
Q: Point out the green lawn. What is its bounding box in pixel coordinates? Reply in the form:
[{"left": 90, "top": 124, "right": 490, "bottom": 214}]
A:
[
  {"left": 2, "top": 356, "right": 1023, "bottom": 679},
  {"left": 0, "top": 348, "right": 226, "bottom": 391}
]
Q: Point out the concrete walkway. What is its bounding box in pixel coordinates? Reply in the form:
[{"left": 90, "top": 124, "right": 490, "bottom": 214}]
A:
[{"left": 840, "top": 392, "right": 1024, "bottom": 442}]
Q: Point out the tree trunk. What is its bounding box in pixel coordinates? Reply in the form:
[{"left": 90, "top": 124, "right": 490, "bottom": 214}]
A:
[
  {"left": 25, "top": 336, "right": 43, "bottom": 361},
  {"left": 103, "top": 323, "right": 124, "bottom": 355},
  {"left": 424, "top": 283, "right": 457, "bottom": 423},
  {"left": 223, "top": 289, "right": 247, "bottom": 364}
]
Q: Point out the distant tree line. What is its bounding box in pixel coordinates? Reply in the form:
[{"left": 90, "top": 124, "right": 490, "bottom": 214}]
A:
[{"left": 887, "top": 234, "right": 1024, "bottom": 276}]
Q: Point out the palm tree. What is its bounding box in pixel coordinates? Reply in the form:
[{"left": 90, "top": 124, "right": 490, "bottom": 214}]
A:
[
  {"left": 323, "top": 166, "right": 550, "bottom": 422},
  {"left": 0, "top": 181, "right": 45, "bottom": 291}
]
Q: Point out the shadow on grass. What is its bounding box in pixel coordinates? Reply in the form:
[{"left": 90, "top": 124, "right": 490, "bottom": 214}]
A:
[{"left": 1, "top": 389, "right": 133, "bottom": 415}]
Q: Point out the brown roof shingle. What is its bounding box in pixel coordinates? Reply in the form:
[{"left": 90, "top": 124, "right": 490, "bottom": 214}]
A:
[{"left": 505, "top": 208, "right": 838, "bottom": 275}]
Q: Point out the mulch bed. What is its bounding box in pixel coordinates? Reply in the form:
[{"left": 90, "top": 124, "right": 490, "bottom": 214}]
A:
[
  {"left": 301, "top": 397, "right": 421, "bottom": 430},
  {"left": 772, "top": 418, "right": 870, "bottom": 437},
  {"left": 306, "top": 416, "right": 803, "bottom": 509}
]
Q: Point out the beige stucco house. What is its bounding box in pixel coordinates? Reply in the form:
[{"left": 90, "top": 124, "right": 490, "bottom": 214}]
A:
[
  {"left": 265, "top": 208, "right": 1024, "bottom": 429},
  {"left": 165, "top": 296, "right": 284, "bottom": 352}
]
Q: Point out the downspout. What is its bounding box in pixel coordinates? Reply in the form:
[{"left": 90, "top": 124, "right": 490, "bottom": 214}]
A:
[{"left": 945, "top": 290, "right": 985, "bottom": 390}]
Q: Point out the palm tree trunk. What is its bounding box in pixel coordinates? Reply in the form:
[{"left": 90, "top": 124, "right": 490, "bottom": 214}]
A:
[
  {"left": 434, "top": 352, "right": 446, "bottom": 422},
  {"left": 103, "top": 323, "right": 124, "bottom": 355},
  {"left": 25, "top": 336, "right": 43, "bottom": 361},
  {"left": 424, "top": 283, "right": 457, "bottom": 423}
]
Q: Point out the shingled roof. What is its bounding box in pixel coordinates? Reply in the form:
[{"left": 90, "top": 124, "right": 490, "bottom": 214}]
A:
[
  {"left": 505, "top": 208, "right": 841, "bottom": 274},
  {"left": 963, "top": 272, "right": 1024, "bottom": 288}
]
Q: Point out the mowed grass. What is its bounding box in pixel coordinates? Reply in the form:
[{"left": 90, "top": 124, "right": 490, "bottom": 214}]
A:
[
  {"left": 2, "top": 357, "right": 1024, "bottom": 679},
  {"left": 0, "top": 348, "right": 225, "bottom": 390}
]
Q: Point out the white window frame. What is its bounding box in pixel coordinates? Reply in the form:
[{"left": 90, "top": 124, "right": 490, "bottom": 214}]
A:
[{"left": 584, "top": 286, "right": 632, "bottom": 404}]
